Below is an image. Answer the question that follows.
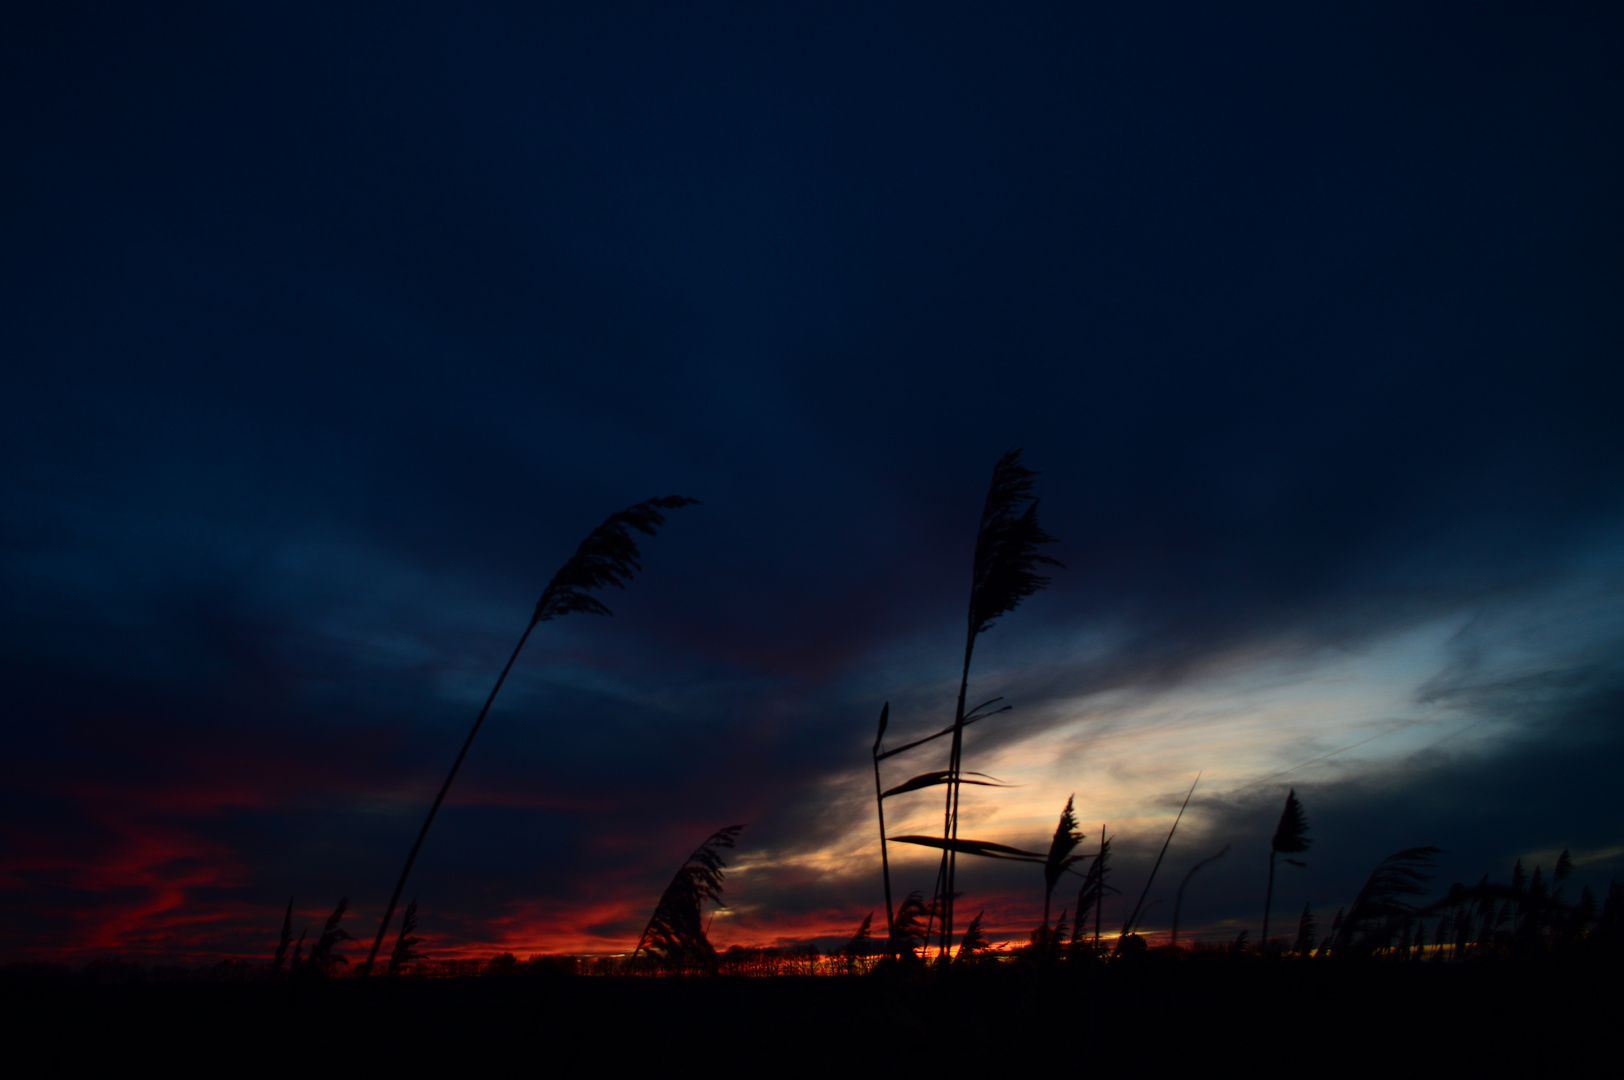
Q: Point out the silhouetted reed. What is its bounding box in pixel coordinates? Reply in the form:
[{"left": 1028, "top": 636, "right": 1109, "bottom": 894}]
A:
[
  {"left": 871, "top": 703, "right": 895, "bottom": 955},
  {"left": 1329, "top": 847, "right": 1440, "bottom": 957},
  {"left": 1292, "top": 903, "right": 1317, "bottom": 955},
  {"left": 1071, "top": 827, "right": 1114, "bottom": 953},
  {"left": 1042, "top": 796, "right": 1085, "bottom": 952},
  {"left": 293, "top": 897, "right": 353, "bottom": 979},
  {"left": 841, "top": 913, "right": 875, "bottom": 973},
  {"left": 888, "top": 891, "right": 934, "bottom": 963},
  {"left": 629, "top": 824, "right": 744, "bottom": 974},
  {"left": 387, "top": 898, "right": 424, "bottom": 976},
  {"left": 362, "top": 495, "right": 697, "bottom": 974},
  {"left": 1117, "top": 774, "right": 1199, "bottom": 953},
  {"left": 1260, "top": 789, "right": 1311, "bottom": 950},
  {"left": 272, "top": 897, "right": 294, "bottom": 973},
  {"left": 935, "top": 449, "right": 1061, "bottom": 956},
  {"left": 956, "top": 911, "right": 990, "bottom": 964}
]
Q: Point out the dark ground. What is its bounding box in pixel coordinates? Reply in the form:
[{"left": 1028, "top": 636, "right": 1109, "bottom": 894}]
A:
[{"left": 4, "top": 957, "right": 1616, "bottom": 1075}]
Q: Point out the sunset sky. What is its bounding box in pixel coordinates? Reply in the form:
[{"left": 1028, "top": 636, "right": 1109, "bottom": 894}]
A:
[{"left": 4, "top": 2, "right": 1622, "bottom": 963}]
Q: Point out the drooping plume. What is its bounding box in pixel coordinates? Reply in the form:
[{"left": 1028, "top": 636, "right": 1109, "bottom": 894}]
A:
[
  {"left": 361, "top": 495, "right": 697, "bottom": 974},
  {"left": 387, "top": 898, "right": 424, "bottom": 977},
  {"left": 1271, "top": 789, "right": 1313, "bottom": 859},
  {"left": 1331, "top": 847, "right": 1444, "bottom": 956},
  {"left": 1042, "top": 796, "right": 1085, "bottom": 943},
  {"left": 631, "top": 825, "right": 745, "bottom": 973},
  {"left": 532, "top": 496, "right": 700, "bottom": 625},
  {"left": 936, "top": 448, "right": 1062, "bottom": 959},
  {"left": 966, "top": 449, "right": 1064, "bottom": 638}
]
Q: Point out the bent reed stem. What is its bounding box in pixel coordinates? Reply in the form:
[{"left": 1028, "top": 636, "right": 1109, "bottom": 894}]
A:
[{"left": 362, "top": 621, "right": 536, "bottom": 973}]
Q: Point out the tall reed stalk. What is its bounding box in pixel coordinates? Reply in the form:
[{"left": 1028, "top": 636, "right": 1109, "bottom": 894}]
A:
[
  {"left": 1261, "top": 789, "right": 1311, "bottom": 951},
  {"left": 935, "top": 449, "right": 1060, "bottom": 957},
  {"left": 1116, "top": 773, "right": 1199, "bottom": 951},
  {"left": 360, "top": 495, "right": 696, "bottom": 974},
  {"left": 871, "top": 703, "right": 895, "bottom": 956},
  {"left": 1042, "top": 796, "right": 1085, "bottom": 952}
]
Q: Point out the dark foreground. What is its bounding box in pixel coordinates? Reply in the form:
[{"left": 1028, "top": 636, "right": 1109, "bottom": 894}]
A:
[{"left": 5, "top": 957, "right": 1617, "bottom": 1075}]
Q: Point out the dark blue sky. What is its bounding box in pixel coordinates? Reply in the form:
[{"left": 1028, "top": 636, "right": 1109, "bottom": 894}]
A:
[{"left": 3, "top": 2, "right": 1622, "bottom": 961}]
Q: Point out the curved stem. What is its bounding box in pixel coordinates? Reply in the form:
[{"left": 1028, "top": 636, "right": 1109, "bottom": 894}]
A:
[
  {"left": 1170, "top": 844, "right": 1228, "bottom": 949},
  {"left": 361, "top": 620, "right": 537, "bottom": 973},
  {"left": 1116, "top": 773, "right": 1200, "bottom": 951}
]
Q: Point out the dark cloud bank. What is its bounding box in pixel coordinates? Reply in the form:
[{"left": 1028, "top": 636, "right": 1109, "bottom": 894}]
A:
[{"left": 2, "top": 2, "right": 1622, "bottom": 960}]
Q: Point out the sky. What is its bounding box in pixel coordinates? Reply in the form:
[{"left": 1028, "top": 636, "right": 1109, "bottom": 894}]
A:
[{"left": 3, "top": 2, "right": 1622, "bottom": 964}]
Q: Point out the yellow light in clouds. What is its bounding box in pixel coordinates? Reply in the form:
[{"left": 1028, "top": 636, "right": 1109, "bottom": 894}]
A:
[{"left": 826, "top": 611, "right": 1531, "bottom": 874}]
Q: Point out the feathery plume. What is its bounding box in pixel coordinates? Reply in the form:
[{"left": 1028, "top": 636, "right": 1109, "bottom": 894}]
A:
[
  {"left": 1331, "top": 847, "right": 1443, "bottom": 956},
  {"left": 938, "top": 450, "right": 1062, "bottom": 956},
  {"left": 630, "top": 825, "right": 745, "bottom": 974},
  {"left": 1261, "top": 789, "right": 1312, "bottom": 949},
  {"left": 272, "top": 897, "right": 294, "bottom": 973},
  {"left": 304, "top": 897, "right": 353, "bottom": 977},
  {"left": 1042, "top": 796, "right": 1085, "bottom": 947},
  {"left": 361, "top": 495, "right": 698, "bottom": 974},
  {"left": 1293, "top": 903, "right": 1317, "bottom": 955},
  {"left": 386, "top": 898, "right": 424, "bottom": 977},
  {"left": 957, "top": 911, "right": 989, "bottom": 962}
]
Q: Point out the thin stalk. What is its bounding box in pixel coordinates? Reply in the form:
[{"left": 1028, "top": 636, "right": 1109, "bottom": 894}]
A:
[
  {"left": 871, "top": 706, "right": 896, "bottom": 957},
  {"left": 938, "top": 631, "right": 976, "bottom": 959},
  {"left": 874, "top": 704, "right": 1005, "bottom": 761},
  {"left": 362, "top": 621, "right": 535, "bottom": 974},
  {"left": 1117, "top": 773, "right": 1199, "bottom": 950},
  {"left": 1094, "top": 824, "right": 1105, "bottom": 949},
  {"left": 1042, "top": 882, "right": 1053, "bottom": 954},
  {"left": 1261, "top": 849, "right": 1277, "bottom": 950}
]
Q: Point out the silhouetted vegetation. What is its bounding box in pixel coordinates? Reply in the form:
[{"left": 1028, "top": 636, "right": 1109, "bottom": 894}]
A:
[
  {"left": 864, "top": 449, "right": 1064, "bottom": 959},
  {"left": 386, "top": 898, "right": 424, "bottom": 977},
  {"left": 361, "top": 495, "right": 697, "bottom": 973},
  {"left": 1261, "top": 788, "right": 1312, "bottom": 948},
  {"left": 89, "top": 456, "right": 1614, "bottom": 1080},
  {"left": 628, "top": 824, "right": 744, "bottom": 974}
]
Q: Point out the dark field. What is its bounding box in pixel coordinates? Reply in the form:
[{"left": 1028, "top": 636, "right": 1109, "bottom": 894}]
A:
[{"left": 6, "top": 957, "right": 1617, "bottom": 1074}]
